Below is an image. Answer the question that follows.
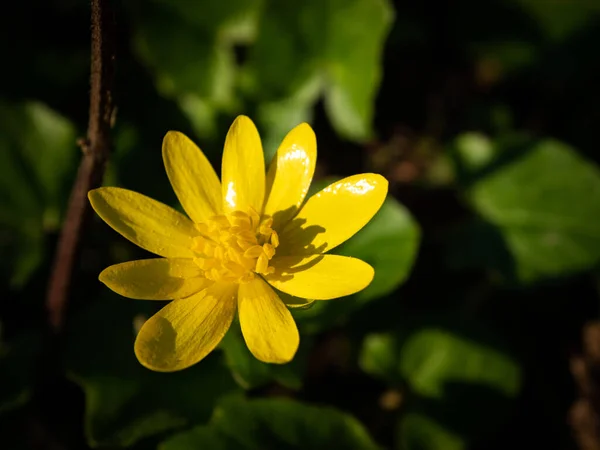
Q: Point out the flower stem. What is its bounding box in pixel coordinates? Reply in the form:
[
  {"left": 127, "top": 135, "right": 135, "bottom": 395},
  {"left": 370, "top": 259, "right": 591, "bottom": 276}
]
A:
[{"left": 46, "top": 0, "right": 115, "bottom": 332}]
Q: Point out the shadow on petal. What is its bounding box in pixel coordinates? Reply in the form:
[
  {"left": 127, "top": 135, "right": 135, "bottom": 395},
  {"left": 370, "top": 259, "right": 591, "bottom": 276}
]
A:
[{"left": 273, "top": 209, "right": 327, "bottom": 256}]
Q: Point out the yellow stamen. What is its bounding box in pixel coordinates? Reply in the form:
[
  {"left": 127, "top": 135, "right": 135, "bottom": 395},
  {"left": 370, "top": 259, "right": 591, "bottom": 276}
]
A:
[
  {"left": 271, "top": 231, "right": 279, "bottom": 248},
  {"left": 192, "top": 208, "right": 277, "bottom": 283},
  {"left": 263, "top": 243, "right": 275, "bottom": 259},
  {"left": 255, "top": 253, "right": 269, "bottom": 274},
  {"left": 244, "top": 245, "right": 264, "bottom": 259}
]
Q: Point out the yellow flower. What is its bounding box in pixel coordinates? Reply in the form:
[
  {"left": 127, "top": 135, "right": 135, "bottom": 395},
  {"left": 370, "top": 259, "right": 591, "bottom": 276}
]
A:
[{"left": 88, "top": 116, "right": 388, "bottom": 372}]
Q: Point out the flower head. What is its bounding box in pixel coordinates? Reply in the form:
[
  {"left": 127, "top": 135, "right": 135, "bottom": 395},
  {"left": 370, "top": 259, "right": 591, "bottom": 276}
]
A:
[{"left": 89, "top": 116, "right": 388, "bottom": 371}]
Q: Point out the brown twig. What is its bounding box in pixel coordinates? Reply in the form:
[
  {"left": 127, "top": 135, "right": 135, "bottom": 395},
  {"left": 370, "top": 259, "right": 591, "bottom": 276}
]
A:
[
  {"left": 46, "top": 0, "right": 115, "bottom": 332},
  {"left": 569, "top": 321, "right": 600, "bottom": 450}
]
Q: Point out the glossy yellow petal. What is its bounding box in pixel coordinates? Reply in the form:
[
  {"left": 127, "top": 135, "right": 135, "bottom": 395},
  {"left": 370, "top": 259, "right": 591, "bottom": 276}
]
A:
[
  {"left": 266, "top": 254, "right": 374, "bottom": 300},
  {"left": 238, "top": 277, "right": 299, "bottom": 364},
  {"left": 99, "top": 258, "right": 212, "bottom": 300},
  {"left": 89, "top": 187, "right": 198, "bottom": 258},
  {"left": 221, "top": 116, "right": 265, "bottom": 214},
  {"left": 277, "top": 174, "right": 388, "bottom": 255},
  {"left": 135, "top": 282, "right": 237, "bottom": 372},
  {"left": 263, "top": 123, "right": 317, "bottom": 230},
  {"left": 163, "top": 131, "right": 222, "bottom": 223}
]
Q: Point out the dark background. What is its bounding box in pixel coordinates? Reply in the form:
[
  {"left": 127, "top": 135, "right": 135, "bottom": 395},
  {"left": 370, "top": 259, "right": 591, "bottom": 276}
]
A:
[{"left": 1, "top": 1, "right": 600, "bottom": 449}]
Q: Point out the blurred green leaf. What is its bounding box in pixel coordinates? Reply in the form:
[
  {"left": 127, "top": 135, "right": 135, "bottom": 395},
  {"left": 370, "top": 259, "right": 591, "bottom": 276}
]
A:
[
  {"left": 131, "top": 0, "right": 391, "bottom": 154},
  {"left": 0, "top": 101, "right": 76, "bottom": 215},
  {"left": 463, "top": 138, "right": 600, "bottom": 282},
  {"left": 452, "top": 133, "right": 496, "bottom": 173},
  {"left": 220, "top": 325, "right": 311, "bottom": 391},
  {"left": 361, "top": 326, "right": 520, "bottom": 398},
  {"left": 129, "top": 0, "right": 259, "bottom": 138},
  {"left": 249, "top": 0, "right": 393, "bottom": 142},
  {"left": 294, "top": 178, "right": 420, "bottom": 333},
  {"left": 0, "top": 101, "right": 76, "bottom": 287},
  {"left": 160, "top": 397, "right": 381, "bottom": 450},
  {"left": 401, "top": 330, "right": 519, "bottom": 398},
  {"left": 337, "top": 197, "right": 420, "bottom": 302},
  {"left": 399, "top": 413, "right": 465, "bottom": 450},
  {"left": 131, "top": 0, "right": 256, "bottom": 102},
  {"left": 360, "top": 315, "right": 521, "bottom": 448},
  {"left": 66, "top": 294, "right": 241, "bottom": 448},
  {"left": 256, "top": 76, "right": 322, "bottom": 161},
  {"left": 513, "top": 0, "right": 599, "bottom": 43},
  {"left": 0, "top": 331, "right": 40, "bottom": 415}
]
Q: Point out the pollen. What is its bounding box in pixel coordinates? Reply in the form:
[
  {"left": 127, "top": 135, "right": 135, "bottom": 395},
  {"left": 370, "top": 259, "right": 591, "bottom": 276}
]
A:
[{"left": 191, "top": 209, "right": 279, "bottom": 283}]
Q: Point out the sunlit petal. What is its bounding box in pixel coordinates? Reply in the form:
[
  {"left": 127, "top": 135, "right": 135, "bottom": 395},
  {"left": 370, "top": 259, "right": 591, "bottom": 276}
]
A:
[
  {"left": 266, "top": 254, "right": 374, "bottom": 300},
  {"left": 88, "top": 187, "right": 198, "bottom": 258},
  {"left": 135, "top": 282, "right": 237, "bottom": 372},
  {"left": 238, "top": 277, "right": 299, "bottom": 363},
  {"left": 163, "top": 131, "right": 222, "bottom": 223},
  {"left": 263, "top": 123, "right": 317, "bottom": 230},
  {"left": 221, "top": 116, "right": 265, "bottom": 214},
  {"left": 99, "top": 258, "right": 212, "bottom": 300},
  {"left": 277, "top": 174, "right": 388, "bottom": 255}
]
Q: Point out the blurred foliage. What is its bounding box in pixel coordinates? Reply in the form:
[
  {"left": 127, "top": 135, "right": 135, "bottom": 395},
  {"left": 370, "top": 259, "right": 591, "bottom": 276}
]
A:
[
  {"left": 65, "top": 293, "right": 241, "bottom": 447},
  {"left": 361, "top": 314, "right": 521, "bottom": 448},
  {"left": 0, "top": 101, "right": 76, "bottom": 287},
  {"left": 1, "top": 0, "right": 600, "bottom": 449},
  {"left": 450, "top": 135, "right": 600, "bottom": 283},
  {"left": 160, "top": 397, "right": 381, "bottom": 450},
  {"left": 219, "top": 324, "right": 312, "bottom": 391},
  {"left": 130, "top": 0, "right": 392, "bottom": 158}
]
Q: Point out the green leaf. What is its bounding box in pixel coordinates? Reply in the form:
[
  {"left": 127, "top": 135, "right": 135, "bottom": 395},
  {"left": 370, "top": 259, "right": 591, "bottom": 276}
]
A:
[
  {"left": 220, "top": 325, "right": 311, "bottom": 390},
  {"left": 399, "top": 413, "right": 465, "bottom": 450},
  {"left": 337, "top": 197, "right": 420, "bottom": 302},
  {"left": 464, "top": 138, "right": 600, "bottom": 282},
  {"left": 132, "top": 0, "right": 256, "bottom": 102},
  {"left": 360, "top": 315, "right": 521, "bottom": 447},
  {"left": 322, "top": 0, "right": 393, "bottom": 140},
  {"left": 129, "top": 0, "right": 259, "bottom": 137},
  {"left": 66, "top": 294, "right": 240, "bottom": 448},
  {"left": 248, "top": 0, "right": 393, "bottom": 142},
  {"left": 160, "top": 397, "right": 381, "bottom": 450},
  {"left": 293, "top": 178, "right": 420, "bottom": 333},
  {"left": 0, "top": 101, "right": 77, "bottom": 287},
  {"left": 0, "top": 101, "right": 76, "bottom": 215},
  {"left": 400, "top": 329, "right": 520, "bottom": 399},
  {"left": 360, "top": 320, "right": 521, "bottom": 398},
  {"left": 256, "top": 76, "right": 322, "bottom": 161}
]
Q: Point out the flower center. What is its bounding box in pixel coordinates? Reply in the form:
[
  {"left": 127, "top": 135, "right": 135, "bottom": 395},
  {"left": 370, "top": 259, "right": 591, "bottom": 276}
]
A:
[{"left": 191, "top": 208, "right": 279, "bottom": 284}]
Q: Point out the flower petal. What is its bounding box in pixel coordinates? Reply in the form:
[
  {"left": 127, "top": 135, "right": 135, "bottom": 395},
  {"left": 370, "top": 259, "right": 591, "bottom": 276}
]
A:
[
  {"left": 163, "top": 131, "right": 222, "bottom": 223},
  {"left": 277, "top": 174, "right": 388, "bottom": 255},
  {"left": 99, "top": 258, "right": 212, "bottom": 300},
  {"left": 89, "top": 187, "right": 198, "bottom": 258},
  {"left": 238, "top": 277, "right": 299, "bottom": 364},
  {"left": 221, "top": 116, "right": 265, "bottom": 214},
  {"left": 135, "top": 282, "right": 237, "bottom": 372},
  {"left": 266, "top": 254, "right": 374, "bottom": 300},
  {"left": 263, "top": 123, "right": 317, "bottom": 230}
]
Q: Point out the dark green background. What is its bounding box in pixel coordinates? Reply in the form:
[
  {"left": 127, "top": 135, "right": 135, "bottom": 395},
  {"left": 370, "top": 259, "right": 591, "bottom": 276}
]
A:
[{"left": 1, "top": 0, "right": 600, "bottom": 449}]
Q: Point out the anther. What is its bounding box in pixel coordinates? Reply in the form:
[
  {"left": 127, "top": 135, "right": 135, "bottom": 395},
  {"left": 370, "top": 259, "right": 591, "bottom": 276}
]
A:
[
  {"left": 263, "top": 243, "right": 275, "bottom": 259},
  {"left": 244, "top": 245, "right": 264, "bottom": 259},
  {"left": 255, "top": 253, "right": 269, "bottom": 274}
]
